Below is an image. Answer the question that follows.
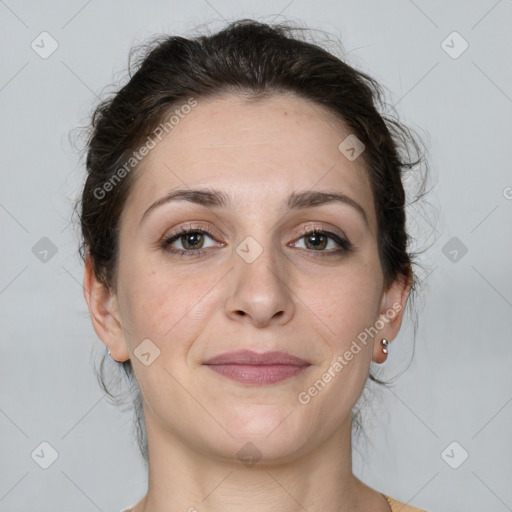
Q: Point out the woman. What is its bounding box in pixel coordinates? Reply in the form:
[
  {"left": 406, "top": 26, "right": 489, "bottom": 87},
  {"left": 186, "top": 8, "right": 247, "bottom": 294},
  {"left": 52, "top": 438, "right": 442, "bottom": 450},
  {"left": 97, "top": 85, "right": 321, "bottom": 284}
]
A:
[{"left": 77, "top": 19, "right": 429, "bottom": 512}]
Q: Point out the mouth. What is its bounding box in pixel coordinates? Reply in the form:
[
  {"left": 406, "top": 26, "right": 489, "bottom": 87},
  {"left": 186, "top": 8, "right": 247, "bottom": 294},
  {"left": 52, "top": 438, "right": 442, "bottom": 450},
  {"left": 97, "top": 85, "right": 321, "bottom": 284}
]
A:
[{"left": 203, "top": 350, "right": 311, "bottom": 385}]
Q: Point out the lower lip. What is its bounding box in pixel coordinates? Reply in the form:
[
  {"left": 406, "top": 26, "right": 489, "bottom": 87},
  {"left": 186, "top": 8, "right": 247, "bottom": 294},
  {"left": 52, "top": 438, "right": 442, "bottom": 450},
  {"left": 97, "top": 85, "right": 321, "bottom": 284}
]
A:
[{"left": 205, "top": 364, "right": 309, "bottom": 385}]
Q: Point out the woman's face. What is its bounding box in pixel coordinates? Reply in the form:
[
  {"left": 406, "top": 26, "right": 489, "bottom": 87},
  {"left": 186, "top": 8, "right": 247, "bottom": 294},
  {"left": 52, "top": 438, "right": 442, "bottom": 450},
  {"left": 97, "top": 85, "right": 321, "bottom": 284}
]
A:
[{"left": 92, "top": 92, "right": 409, "bottom": 462}]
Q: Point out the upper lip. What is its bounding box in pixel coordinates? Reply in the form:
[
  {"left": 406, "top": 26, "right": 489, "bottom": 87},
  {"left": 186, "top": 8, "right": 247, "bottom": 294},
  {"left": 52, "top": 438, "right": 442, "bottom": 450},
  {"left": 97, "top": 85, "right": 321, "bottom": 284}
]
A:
[{"left": 204, "top": 350, "right": 310, "bottom": 366}]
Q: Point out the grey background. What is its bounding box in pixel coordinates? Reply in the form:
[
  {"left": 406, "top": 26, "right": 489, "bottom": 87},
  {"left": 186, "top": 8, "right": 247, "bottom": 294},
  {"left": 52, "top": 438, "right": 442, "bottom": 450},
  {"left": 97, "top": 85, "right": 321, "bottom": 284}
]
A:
[{"left": 1, "top": 1, "right": 511, "bottom": 511}]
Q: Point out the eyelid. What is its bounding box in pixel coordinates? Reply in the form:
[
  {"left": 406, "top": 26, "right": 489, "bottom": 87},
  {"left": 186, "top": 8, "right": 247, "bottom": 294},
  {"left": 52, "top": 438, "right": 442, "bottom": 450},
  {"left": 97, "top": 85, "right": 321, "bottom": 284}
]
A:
[
  {"left": 162, "top": 222, "right": 347, "bottom": 244},
  {"left": 163, "top": 222, "right": 223, "bottom": 241},
  {"left": 293, "top": 223, "right": 347, "bottom": 240}
]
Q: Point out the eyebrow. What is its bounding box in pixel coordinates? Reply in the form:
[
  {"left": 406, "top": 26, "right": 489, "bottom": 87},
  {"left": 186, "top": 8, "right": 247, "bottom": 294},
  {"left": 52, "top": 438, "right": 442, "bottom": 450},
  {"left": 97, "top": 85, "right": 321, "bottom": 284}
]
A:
[{"left": 139, "top": 188, "right": 369, "bottom": 228}]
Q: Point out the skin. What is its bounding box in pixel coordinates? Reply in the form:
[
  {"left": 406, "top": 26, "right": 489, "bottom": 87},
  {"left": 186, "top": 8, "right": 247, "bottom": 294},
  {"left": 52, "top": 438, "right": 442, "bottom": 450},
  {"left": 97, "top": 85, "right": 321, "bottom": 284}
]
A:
[{"left": 84, "top": 92, "right": 411, "bottom": 512}]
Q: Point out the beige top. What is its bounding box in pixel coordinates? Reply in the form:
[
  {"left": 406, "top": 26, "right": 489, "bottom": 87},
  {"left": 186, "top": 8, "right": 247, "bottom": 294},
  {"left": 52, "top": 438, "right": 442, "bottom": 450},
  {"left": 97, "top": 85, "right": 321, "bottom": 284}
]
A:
[
  {"left": 121, "top": 493, "right": 427, "bottom": 511},
  {"left": 382, "top": 493, "right": 427, "bottom": 511}
]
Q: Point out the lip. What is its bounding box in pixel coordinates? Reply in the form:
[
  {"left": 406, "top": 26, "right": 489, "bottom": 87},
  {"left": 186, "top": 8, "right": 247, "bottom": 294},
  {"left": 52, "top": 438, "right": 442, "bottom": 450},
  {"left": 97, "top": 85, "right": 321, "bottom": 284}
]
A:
[
  {"left": 204, "top": 349, "right": 310, "bottom": 366},
  {"left": 203, "top": 350, "right": 311, "bottom": 385}
]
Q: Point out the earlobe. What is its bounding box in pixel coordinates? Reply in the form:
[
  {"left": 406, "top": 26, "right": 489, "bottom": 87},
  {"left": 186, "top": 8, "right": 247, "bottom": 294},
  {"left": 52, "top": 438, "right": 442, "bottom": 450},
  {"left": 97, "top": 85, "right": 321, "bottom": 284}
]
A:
[
  {"left": 372, "top": 271, "right": 412, "bottom": 364},
  {"left": 83, "top": 254, "right": 130, "bottom": 362}
]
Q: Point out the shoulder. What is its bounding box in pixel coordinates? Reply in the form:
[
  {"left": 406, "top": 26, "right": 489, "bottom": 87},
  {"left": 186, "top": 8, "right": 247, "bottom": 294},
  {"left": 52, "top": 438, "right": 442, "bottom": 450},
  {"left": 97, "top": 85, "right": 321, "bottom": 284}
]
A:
[{"left": 382, "top": 494, "right": 428, "bottom": 512}]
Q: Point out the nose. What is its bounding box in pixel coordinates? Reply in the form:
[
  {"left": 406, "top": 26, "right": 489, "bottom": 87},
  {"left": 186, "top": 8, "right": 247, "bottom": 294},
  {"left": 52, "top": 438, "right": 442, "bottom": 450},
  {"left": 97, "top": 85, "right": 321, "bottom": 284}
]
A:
[{"left": 224, "top": 244, "right": 295, "bottom": 328}]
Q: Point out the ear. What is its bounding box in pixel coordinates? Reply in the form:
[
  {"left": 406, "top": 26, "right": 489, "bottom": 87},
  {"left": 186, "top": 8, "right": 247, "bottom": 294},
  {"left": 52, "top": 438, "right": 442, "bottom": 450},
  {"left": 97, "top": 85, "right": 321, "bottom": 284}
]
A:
[
  {"left": 83, "top": 254, "right": 130, "bottom": 362},
  {"left": 372, "top": 269, "right": 412, "bottom": 364}
]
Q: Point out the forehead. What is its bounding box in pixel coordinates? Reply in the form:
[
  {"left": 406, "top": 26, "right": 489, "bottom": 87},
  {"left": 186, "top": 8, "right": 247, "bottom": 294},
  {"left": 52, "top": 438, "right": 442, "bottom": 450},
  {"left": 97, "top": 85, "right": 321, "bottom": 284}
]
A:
[{"left": 122, "top": 92, "right": 376, "bottom": 229}]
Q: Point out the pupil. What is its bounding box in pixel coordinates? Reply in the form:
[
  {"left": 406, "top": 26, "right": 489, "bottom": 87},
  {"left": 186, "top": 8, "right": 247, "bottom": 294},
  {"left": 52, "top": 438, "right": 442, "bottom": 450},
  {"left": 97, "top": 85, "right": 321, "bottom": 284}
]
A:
[
  {"left": 307, "top": 233, "right": 326, "bottom": 250},
  {"left": 185, "top": 233, "right": 202, "bottom": 249}
]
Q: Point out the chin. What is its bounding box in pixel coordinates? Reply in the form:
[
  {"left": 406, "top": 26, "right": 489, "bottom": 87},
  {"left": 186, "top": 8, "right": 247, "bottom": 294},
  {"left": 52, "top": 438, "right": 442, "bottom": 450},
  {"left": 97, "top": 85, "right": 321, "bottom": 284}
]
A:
[
  {"left": 213, "top": 405, "right": 307, "bottom": 460},
  {"left": 210, "top": 433, "right": 307, "bottom": 467}
]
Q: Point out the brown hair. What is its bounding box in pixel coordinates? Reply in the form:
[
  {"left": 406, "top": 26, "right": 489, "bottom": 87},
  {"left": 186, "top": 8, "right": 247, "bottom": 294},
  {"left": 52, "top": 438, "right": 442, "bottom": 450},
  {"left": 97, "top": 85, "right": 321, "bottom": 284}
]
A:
[{"left": 73, "top": 18, "right": 433, "bottom": 466}]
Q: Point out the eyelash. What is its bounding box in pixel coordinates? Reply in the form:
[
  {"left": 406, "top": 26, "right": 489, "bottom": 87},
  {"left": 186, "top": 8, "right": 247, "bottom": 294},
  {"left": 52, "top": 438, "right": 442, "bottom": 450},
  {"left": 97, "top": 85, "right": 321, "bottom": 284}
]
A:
[{"left": 160, "top": 225, "right": 353, "bottom": 258}]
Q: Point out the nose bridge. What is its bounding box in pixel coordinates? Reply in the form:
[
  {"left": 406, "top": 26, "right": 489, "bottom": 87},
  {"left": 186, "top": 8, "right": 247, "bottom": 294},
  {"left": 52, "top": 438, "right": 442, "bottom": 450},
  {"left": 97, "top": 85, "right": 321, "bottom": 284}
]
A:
[
  {"left": 238, "top": 235, "right": 280, "bottom": 285},
  {"left": 232, "top": 206, "right": 280, "bottom": 271}
]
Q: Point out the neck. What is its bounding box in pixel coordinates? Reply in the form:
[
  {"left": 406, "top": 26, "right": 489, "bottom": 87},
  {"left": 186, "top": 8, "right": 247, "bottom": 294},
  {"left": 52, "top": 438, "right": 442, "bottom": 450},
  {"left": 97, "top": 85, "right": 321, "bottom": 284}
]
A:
[{"left": 131, "top": 406, "right": 387, "bottom": 512}]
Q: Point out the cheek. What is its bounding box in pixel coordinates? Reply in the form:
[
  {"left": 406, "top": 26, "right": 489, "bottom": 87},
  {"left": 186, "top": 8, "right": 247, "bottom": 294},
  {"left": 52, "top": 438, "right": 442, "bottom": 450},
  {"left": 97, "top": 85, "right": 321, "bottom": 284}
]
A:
[
  {"left": 296, "top": 262, "right": 382, "bottom": 346},
  {"left": 299, "top": 271, "right": 381, "bottom": 410},
  {"left": 118, "top": 258, "right": 218, "bottom": 345}
]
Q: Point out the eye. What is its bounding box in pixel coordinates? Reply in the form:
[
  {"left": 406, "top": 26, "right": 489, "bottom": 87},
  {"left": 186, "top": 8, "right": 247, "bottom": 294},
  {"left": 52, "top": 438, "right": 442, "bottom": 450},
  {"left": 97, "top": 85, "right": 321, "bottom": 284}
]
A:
[
  {"left": 160, "top": 226, "right": 352, "bottom": 257},
  {"left": 161, "top": 227, "right": 220, "bottom": 256},
  {"left": 291, "top": 229, "right": 352, "bottom": 255}
]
